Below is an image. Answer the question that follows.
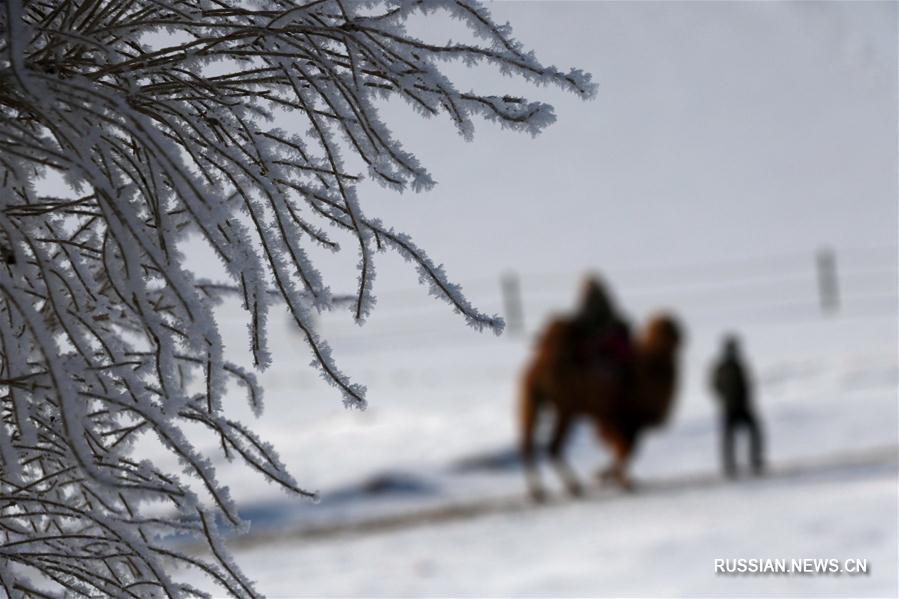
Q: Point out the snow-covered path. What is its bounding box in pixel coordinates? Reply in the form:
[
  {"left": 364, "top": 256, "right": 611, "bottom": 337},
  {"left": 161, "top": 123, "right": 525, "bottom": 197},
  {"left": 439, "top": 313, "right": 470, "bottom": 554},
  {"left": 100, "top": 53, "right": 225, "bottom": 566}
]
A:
[{"left": 179, "top": 445, "right": 897, "bottom": 597}]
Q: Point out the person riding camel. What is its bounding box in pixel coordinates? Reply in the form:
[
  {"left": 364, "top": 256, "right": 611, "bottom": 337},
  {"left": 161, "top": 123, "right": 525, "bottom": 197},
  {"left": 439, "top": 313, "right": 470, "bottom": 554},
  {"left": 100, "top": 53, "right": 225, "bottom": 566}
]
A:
[{"left": 570, "top": 276, "right": 635, "bottom": 376}]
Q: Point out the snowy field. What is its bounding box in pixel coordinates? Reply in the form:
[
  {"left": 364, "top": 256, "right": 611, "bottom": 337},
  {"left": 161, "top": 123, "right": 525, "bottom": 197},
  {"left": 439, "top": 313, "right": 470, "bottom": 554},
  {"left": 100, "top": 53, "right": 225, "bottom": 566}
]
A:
[
  {"left": 162, "top": 275, "right": 898, "bottom": 596},
  {"left": 149, "top": 2, "right": 897, "bottom": 596}
]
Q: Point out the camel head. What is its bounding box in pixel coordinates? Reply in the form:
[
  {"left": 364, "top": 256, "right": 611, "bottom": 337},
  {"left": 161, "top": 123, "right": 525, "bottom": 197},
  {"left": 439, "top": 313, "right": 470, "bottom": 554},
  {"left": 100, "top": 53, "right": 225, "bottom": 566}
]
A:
[{"left": 640, "top": 312, "right": 683, "bottom": 357}]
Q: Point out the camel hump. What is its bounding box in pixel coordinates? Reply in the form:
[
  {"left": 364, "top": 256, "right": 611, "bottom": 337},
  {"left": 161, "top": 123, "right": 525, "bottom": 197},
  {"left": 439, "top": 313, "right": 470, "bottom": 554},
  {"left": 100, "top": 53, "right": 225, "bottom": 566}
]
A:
[
  {"left": 534, "top": 317, "right": 576, "bottom": 358},
  {"left": 539, "top": 318, "right": 570, "bottom": 343}
]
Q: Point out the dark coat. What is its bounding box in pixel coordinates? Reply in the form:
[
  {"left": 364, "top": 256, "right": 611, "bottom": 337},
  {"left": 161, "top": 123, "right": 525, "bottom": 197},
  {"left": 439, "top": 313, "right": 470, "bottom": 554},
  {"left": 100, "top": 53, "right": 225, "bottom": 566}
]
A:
[{"left": 712, "top": 355, "right": 751, "bottom": 414}]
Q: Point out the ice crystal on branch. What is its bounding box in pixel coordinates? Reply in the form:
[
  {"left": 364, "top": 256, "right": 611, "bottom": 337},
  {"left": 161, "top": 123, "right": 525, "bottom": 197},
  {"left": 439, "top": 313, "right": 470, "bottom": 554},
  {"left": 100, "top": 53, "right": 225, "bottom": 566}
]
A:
[{"left": 0, "top": 0, "right": 594, "bottom": 595}]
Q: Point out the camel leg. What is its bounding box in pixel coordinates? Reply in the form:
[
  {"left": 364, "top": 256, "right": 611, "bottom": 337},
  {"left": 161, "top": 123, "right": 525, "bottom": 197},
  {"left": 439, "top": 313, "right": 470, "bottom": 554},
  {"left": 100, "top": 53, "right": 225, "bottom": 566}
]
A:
[
  {"left": 610, "top": 429, "right": 638, "bottom": 491},
  {"left": 594, "top": 423, "right": 620, "bottom": 484},
  {"left": 519, "top": 382, "right": 546, "bottom": 502},
  {"left": 548, "top": 411, "right": 582, "bottom": 497},
  {"left": 595, "top": 426, "right": 637, "bottom": 491}
]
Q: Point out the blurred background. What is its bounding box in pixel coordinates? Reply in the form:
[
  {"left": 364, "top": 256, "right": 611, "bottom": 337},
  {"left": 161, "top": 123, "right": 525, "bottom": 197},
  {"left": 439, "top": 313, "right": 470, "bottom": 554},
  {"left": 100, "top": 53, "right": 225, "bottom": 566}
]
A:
[{"left": 172, "top": 2, "right": 897, "bottom": 596}]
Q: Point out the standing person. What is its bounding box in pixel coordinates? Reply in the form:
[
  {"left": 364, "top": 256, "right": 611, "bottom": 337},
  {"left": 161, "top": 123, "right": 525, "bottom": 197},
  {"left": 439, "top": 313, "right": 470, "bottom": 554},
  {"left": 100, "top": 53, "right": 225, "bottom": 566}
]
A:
[{"left": 710, "top": 334, "right": 765, "bottom": 477}]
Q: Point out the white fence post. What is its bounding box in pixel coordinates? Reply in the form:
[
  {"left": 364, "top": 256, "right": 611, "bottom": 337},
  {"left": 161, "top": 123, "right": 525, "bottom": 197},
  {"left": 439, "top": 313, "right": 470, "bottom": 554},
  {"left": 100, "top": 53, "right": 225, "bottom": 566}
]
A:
[
  {"left": 501, "top": 271, "right": 525, "bottom": 336},
  {"left": 816, "top": 247, "right": 839, "bottom": 314}
]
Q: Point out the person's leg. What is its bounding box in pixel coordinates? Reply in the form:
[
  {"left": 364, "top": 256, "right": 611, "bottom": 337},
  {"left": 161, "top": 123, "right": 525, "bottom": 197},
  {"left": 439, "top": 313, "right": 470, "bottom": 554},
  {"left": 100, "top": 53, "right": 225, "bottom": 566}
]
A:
[
  {"left": 746, "top": 412, "right": 765, "bottom": 474},
  {"left": 722, "top": 413, "right": 737, "bottom": 478}
]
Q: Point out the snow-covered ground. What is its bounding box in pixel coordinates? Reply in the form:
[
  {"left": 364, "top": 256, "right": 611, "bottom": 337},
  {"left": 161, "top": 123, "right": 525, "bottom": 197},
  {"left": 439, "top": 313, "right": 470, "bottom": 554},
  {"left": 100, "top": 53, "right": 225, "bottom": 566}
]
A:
[
  {"left": 183, "top": 453, "right": 897, "bottom": 598},
  {"left": 159, "top": 284, "right": 897, "bottom": 596}
]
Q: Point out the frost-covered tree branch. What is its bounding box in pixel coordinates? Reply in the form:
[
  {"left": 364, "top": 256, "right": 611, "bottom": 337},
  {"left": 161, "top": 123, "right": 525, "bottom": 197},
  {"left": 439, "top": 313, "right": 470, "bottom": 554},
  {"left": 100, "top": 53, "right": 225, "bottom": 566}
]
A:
[{"left": 0, "top": 0, "right": 595, "bottom": 595}]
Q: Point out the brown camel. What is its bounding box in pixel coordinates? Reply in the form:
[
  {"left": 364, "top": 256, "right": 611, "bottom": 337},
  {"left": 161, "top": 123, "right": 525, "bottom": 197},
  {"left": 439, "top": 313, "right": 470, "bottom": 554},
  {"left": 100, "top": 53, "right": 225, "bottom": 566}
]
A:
[{"left": 518, "top": 278, "right": 682, "bottom": 501}]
